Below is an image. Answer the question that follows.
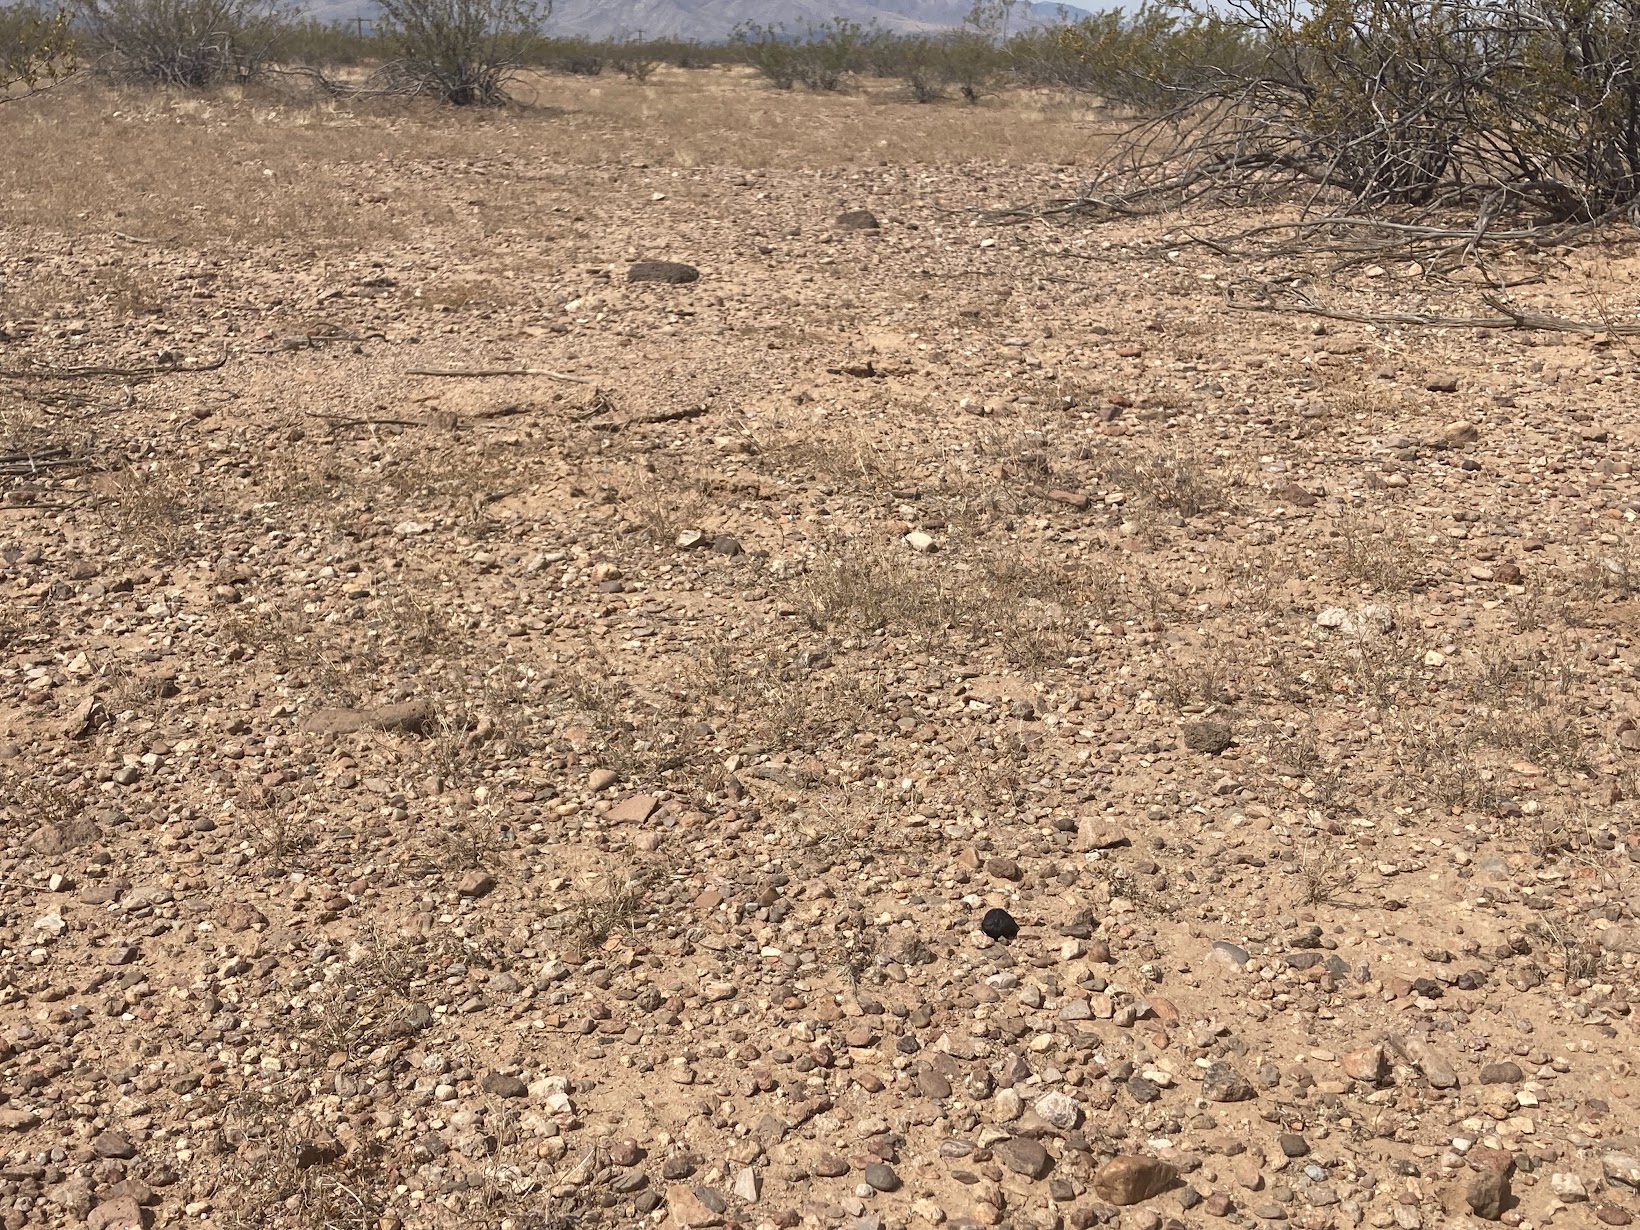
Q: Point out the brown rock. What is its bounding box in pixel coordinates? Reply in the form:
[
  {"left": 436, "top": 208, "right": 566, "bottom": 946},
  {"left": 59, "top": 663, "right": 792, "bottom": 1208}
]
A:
[
  {"left": 1092, "top": 1155, "right": 1177, "bottom": 1205},
  {"left": 92, "top": 1131, "right": 137, "bottom": 1159},
  {"left": 1340, "top": 1045, "right": 1388, "bottom": 1083},
  {"left": 300, "top": 700, "right": 432, "bottom": 736},
  {"left": 995, "top": 1137, "right": 1052, "bottom": 1179},
  {"left": 1594, "top": 1204, "right": 1634, "bottom": 1226},
  {"left": 215, "top": 901, "right": 266, "bottom": 932},
  {"left": 667, "top": 1184, "right": 724, "bottom": 1227},
  {"left": 87, "top": 1197, "right": 146, "bottom": 1230},
  {"left": 1182, "top": 720, "right": 1233, "bottom": 755},
  {"left": 457, "top": 870, "right": 496, "bottom": 898},
  {"left": 1467, "top": 1170, "right": 1510, "bottom": 1220},
  {"left": 1075, "top": 818, "right": 1130, "bottom": 851},
  {"left": 30, "top": 818, "right": 101, "bottom": 856},
  {"left": 608, "top": 794, "right": 659, "bottom": 824}
]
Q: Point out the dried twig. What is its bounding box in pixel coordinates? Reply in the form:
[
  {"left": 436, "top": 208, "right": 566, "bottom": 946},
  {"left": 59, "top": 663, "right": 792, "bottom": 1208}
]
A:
[
  {"left": 406, "top": 367, "right": 594, "bottom": 384},
  {"left": 300, "top": 410, "right": 425, "bottom": 430},
  {"left": 0, "top": 351, "right": 227, "bottom": 380},
  {"left": 1226, "top": 281, "right": 1640, "bottom": 333}
]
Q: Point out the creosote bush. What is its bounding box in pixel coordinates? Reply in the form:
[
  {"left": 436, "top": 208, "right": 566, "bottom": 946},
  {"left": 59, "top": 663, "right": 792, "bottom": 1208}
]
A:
[
  {"left": 76, "top": 0, "right": 286, "bottom": 86},
  {"left": 0, "top": 2, "right": 75, "bottom": 98},
  {"left": 374, "top": 0, "right": 548, "bottom": 104}
]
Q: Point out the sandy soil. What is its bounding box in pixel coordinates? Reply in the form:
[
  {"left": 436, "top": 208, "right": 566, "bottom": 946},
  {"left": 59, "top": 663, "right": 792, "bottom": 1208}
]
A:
[{"left": 1, "top": 68, "right": 1639, "bottom": 1230}]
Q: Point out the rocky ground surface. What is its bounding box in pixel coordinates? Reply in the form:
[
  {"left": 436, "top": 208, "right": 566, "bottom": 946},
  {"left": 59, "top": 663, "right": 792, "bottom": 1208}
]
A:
[{"left": 2, "top": 74, "right": 1640, "bottom": 1230}]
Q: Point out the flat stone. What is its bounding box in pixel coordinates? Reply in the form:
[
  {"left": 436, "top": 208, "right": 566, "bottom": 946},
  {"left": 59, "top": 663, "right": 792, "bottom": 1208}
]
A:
[
  {"left": 1277, "top": 1134, "right": 1308, "bottom": 1158},
  {"left": 1092, "top": 1155, "right": 1177, "bottom": 1206},
  {"left": 608, "top": 794, "right": 659, "bottom": 824},
  {"left": 629, "top": 261, "right": 699, "bottom": 285},
  {"left": 87, "top": 1197, "right": 145, "bottom": 1230},
  {"left": 916, "top": 1068, "right": 952, "bottom": 1099},
  {"left": 1605, "top": 1152, "right": 1640, "bottom": 1187},
  {"left": 92, "top": 1130, "right": 137, "bottom": 1159},
  {"left": 1208, "top": 941, "right": 1250, "bottom": 971},
  {"left": 994, "top": 1137, "right": 1051, "bottom": 1179},
  {"left": 481, "top": 1071, "right": 527, "bottom": 1098},
  {"left": 300, "top": 700, "right": 432, "bottom": 735},
  {"left": 668, "top": 1183, "right": 724, "bottom": 1227},
  {"left": 0, "top": 1108, "right": 39, "bottom": 1131}
]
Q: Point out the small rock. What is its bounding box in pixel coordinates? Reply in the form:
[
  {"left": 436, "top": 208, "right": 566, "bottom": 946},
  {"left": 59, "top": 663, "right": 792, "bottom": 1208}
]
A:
[
  {"left": 995, "top": 1137, "right": 1052, "bottom": 1179},
  {"left": 1605, "top": 1152, "right": 1640, "bottom": 1187},
  {"left": 93, "top": 1130, "right": 137, "bottom": 1159},
  {"left": 608, "top": 794, "right": 658, "bottom": 824},
  {"left": 836, "top": 210, "right": 881, "bottom": 230},
  {"left": 668, "top": 1183, "right": 725, "bottom": 1227},
  {"left": 1092, "top": 1155, "right": 1177, "bottom": 1206},
  {"left": 864, "top": 1163, "right": 900, "bottom": 1193},
  {"left": 1550, "top": 1173, "right": 1588, "bottom": 1202},
  {"left": 1277, "top": 1134, "right": 1309, "bottom": 1158},
  {"left": 0, "top": 1108, "right": 39, "bottom": 1131},
  {"left": 481, "top": 1071, "right": 528, "bottom": 1098},
  {"left": 733, "top": 1167, "right": 762, "bottom": 1203},
  {"left": 1340, "top": 1045, "right": 1388, "bottom": 1083},
  {"left": 629, "top": 261, "right": 699, "bottom": 285},
  {"left": 1034, "top": 1091, "right": 1081, "bottom": 1130},
  {"left": 812, "top": 1155, "right": 850, "bottom": 1178},
  {"left": 87, "top": 1197, "right": 145, "bottom": 1230},
  {"left": 1595, "top": 1204, "right": 1634, "bottom": 1226},
  {"left": 457, "top": 870, "right": 495, "bottom": 898},
  {"left": 1207, "top": 941, "right": 1250, "bottom": 972},
  {"left": 1479, "top": 1061, "right": 1523, "bottom": 1085},
  {"left": 1182, "top": 720, "right": 1233, "bottom": 755},
  {"left": 916, "top": 1068, "right": 952, "bottom": 1099},
  {"left": 904, "top": 531, "right": 935, "bottom": 553},
  {"left": 712, "top": 535, "right": 743, "bottom": 557},
  {"left": 985, "top": 856, "right": 1021, "bottom": 881},
  {"left": 1466, "top": 1171, "right": 1510, "bottom": 1221},
  {"left": 1201, "top": 1062, "right": 1255, "bottom": 1103},
  {"left": 588, "top": 768, "right": 619, "bottom": 791}
]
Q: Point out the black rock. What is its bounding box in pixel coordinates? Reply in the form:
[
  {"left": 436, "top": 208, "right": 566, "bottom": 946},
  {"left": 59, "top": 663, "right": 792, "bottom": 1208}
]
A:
[
  {"left": 981, "top": 908, "right": 1019, "bottom": 941},
  {"left": 836, "top": 209, "right": 881, "bottom": 230},
  {"left": 628, "top": 260, "right": 699, "bottom": 285}
]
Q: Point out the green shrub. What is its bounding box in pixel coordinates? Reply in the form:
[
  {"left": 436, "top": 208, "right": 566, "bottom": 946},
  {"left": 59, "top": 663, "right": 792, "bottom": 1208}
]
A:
[
  {"left": 0, "top": 2, "right": 76, "bottom": 98},
  {"left": 373, "top": 0, "right": 547, "bottom": 104}
]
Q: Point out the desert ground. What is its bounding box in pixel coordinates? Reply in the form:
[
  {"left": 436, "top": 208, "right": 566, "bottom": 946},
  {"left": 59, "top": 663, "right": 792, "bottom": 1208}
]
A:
[{"left": 2, "top": 64, "right": 1640, "bottom": 1230}]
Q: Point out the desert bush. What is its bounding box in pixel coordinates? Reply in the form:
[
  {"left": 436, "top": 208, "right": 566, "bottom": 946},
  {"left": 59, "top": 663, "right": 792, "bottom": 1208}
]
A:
[
  {"left": 1086, "top": 0, "right": 1640, "bottom": 232},
  {"left": 533, "top": 34, "right": 604, "bottom": 74},
  {"left": 794, "top": 17, "right": 866, "bottom": 91},
  {"left": 374, "top": 0, "right": 547, "bottom": 104},
  {"left": 870, "top": 32, "right": 945, "bottom": 100},
  {"left": 941, "top": 29, "right": 1001, "bottom": 103},
  {"left": 610, "top": 34, "right": 657, "bottom": 81},
  {"left": 75, "top": 0, "right": 287, "bottom": 86},
  {"left": 0, "top": 2, "right": 75, "bottom": 98},
  {"left": 1021, "top": 3, "right": 1254, "bottom": 106},
  {"left": 730, "top": 22, "right": 797, "bottom": 89}
]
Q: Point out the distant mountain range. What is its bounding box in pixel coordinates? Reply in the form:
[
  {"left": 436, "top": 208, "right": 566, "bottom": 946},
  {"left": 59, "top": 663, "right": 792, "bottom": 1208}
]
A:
[{"left": 305, "top": 0, "right": 1092, "bottom": 41}]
